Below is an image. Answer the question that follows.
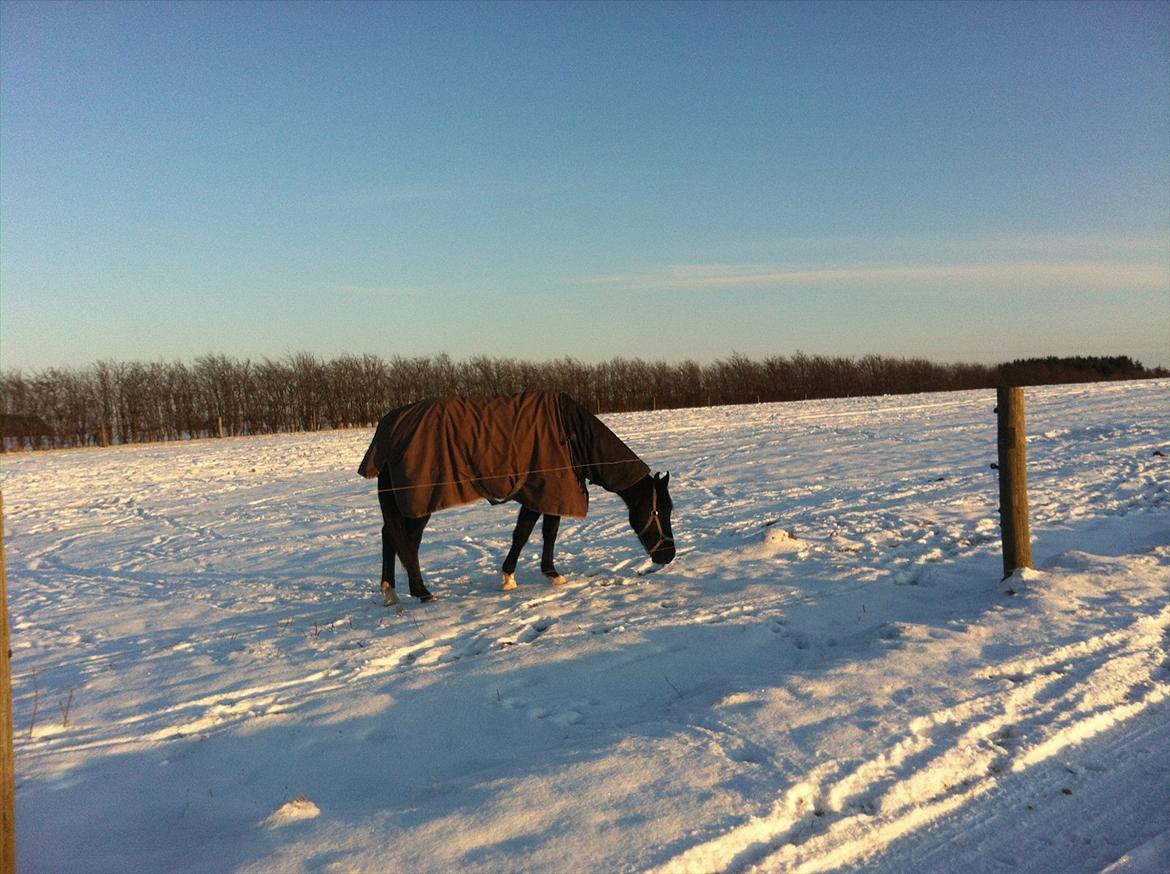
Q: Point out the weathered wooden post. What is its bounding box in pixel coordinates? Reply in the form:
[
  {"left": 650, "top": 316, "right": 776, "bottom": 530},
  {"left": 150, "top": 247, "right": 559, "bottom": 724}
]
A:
[
  {"left": 996, "top": 387, "right": 1033, "bottom": 579},
  {"left": 1, "top": 492, "right": 15, "bottom": 872}
]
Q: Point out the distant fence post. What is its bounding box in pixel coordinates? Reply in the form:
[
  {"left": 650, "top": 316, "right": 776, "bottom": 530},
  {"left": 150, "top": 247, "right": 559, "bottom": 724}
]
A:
[
  {"left": 996, "top": 387, "right": 1033, "bottom": 579},
  {"left": 1, "top": 492, "right": 15, "bottom": 872}
]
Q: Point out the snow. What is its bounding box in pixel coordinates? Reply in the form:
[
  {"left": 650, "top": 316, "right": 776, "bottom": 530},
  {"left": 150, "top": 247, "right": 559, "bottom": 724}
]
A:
[{"left": 3, "top": 380, "right": 1168, "bottom": 873}]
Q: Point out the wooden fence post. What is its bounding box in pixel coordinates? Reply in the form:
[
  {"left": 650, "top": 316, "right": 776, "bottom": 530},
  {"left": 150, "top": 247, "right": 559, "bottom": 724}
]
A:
[
  {"left": 996, "top": 386, "right": 1033, "bottom": 579},
  {"left": 1, "top": 492, "right": 15, "bottom": 872}
]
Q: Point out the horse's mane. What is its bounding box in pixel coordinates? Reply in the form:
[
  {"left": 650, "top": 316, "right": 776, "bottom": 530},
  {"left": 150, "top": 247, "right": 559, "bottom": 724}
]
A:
[{"left": 556, "top": 394, "right": 649, "bottom": 494}]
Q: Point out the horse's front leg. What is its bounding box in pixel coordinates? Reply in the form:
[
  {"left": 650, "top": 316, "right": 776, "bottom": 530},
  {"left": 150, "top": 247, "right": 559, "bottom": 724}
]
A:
[
  {"left": 501, "top": 506, "right": 540, "bottom": 590},
  {"left": 540, "top": 515, "right": 566, "bottom": 585}
]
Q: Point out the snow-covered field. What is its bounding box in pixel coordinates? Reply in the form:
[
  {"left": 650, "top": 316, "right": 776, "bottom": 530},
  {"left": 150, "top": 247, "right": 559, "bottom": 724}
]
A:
[{"left": 3, "top": 380, "right": 1168, "bottom": 874}]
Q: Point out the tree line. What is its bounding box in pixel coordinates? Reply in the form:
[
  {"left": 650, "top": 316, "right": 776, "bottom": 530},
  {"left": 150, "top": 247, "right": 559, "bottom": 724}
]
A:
[{"left": 0, "top": 352, "right": 1163, "bottom": 451}]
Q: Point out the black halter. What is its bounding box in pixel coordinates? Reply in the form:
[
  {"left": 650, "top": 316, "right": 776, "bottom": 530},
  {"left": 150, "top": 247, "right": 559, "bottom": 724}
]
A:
[{"left": 637, "top": 484, "right": 674, "bottom": 557}]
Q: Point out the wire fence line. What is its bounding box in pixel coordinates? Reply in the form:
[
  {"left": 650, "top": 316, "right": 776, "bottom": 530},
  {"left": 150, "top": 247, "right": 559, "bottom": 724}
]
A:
[{"left": 1, "top": 351, "right": 1160, "bottom": 452}]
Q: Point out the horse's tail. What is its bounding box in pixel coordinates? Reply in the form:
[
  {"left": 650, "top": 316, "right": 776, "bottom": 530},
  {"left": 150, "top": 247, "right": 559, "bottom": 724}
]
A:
[
  {"left": 358, "top": 404, "right": 414, "bottom": 478},
  {"left": 358, "top": 439, "right": 380, "bottom": 478}
]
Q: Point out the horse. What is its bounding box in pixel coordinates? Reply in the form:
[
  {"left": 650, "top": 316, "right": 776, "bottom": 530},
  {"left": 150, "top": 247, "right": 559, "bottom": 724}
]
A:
[{"left": 358, "top": 390, "right": 676, "bottom": 604}]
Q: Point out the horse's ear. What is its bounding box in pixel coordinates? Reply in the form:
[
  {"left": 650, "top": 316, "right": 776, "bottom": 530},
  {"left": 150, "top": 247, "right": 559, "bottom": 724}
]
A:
[{"left": 663, "top": 472, "right": 670, "bottom": 486}]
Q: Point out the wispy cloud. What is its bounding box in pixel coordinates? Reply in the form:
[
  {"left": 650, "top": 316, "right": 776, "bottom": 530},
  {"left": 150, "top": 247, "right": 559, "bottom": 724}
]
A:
[
  {"left": 744, "top": 232, "right": 1170, "bottom": 259},
  {"left": 942, "top": 233, "right": 1170, "bottom": 257},
  {"left": 328, "top": 283, "right": 430, "bottom": 297},
  {"left": 579, "top": 260, "right": 1169, "bottom": 293}
]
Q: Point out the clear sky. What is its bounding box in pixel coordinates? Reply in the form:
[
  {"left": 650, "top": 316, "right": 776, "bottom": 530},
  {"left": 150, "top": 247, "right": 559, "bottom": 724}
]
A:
[{"left": 2, "top": 0, "right": 1168, "bottom": 371}]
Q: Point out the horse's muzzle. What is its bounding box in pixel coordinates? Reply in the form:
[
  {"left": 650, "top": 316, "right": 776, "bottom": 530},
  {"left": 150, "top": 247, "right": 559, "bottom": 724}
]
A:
[{"left": 652, "top": 544, "right": 676, "bottom": 565}]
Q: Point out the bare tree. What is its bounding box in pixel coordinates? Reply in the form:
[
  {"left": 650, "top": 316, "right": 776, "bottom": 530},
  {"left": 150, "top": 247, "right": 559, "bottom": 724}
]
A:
[{"left": 5, "top": 351, "right": 1162, "bottom": 451}]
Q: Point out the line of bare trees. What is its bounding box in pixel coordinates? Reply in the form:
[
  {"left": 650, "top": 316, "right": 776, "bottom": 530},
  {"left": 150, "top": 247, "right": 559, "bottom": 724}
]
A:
[{"left": 0, "top": 352, "right": 1161, "bottom": 451}]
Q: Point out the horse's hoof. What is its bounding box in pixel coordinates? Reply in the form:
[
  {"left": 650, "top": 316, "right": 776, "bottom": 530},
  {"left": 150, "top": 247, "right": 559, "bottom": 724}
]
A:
[
  {"left": 380, "top": 581, "right": 400, "bottom": 606},
  {"left": 545, "top": 574, "right": 567, "bottom": 586},
  {"left": 501, "top": 572, "right": 518, "bottom": 591},
  {"left": 417, "top": 592, "right": 436, "bottom": 603}
]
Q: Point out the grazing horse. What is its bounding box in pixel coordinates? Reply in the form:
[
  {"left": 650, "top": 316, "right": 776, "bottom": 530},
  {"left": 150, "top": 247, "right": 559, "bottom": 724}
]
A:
[{"left": 358, "top": 391, "right": 675, "bottom": 604}]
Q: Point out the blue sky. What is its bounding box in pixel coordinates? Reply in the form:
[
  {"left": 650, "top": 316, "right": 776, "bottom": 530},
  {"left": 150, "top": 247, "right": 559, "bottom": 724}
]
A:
[{"left": 2, "top": 0, "right": 1167, "bottom": 370}]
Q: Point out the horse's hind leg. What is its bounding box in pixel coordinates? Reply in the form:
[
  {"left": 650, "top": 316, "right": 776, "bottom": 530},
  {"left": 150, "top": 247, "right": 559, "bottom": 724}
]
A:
[
  {"left": 400, "top": 513, "right": 434, "bottom": 602},
  {"left": 376, "top": 471, "right": 434, "bottom": 604},
  {"left": 379, "top": 522, "right": 400, "bottom": 605},
  {"left": 541, "top": 515, "right": 566, "bottom": 585},
  {"left": 377, "top": 470, "right": 401, "bottom": 605},
  {"left": 501, "top": 506, "right": 540, "bottom": 590}
]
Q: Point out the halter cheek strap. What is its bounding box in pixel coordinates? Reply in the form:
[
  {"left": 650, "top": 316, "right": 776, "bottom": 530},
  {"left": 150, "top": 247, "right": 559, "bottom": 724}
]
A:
[{"left": 638, "top": 486, "right": 675, "bottom": 556}]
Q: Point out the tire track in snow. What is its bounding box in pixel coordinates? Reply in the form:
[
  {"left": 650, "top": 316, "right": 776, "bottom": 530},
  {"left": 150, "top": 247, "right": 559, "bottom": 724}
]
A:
[{"left": 655, "top": 605, "right": 1170, "bottom": 874}]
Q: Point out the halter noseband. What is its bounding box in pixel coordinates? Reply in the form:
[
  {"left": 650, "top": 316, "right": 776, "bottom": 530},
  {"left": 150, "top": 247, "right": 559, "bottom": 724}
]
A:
[{"left": 637, "top": 484, "right": 674, "bottom": 557}]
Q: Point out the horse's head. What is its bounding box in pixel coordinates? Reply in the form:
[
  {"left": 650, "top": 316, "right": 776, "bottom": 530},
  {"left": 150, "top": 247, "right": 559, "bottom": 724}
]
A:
[{"left": 629, "top": 472, "right": 676, "bottom": 565}]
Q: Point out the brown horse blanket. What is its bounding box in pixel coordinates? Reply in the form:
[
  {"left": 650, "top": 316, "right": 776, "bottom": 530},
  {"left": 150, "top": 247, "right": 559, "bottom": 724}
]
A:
[{"left": 359, "top": 391, "right": 590, "bottom": 518}]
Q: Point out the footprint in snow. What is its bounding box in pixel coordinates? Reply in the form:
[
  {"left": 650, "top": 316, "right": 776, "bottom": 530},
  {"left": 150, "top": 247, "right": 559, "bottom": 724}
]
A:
[
  {"left": 497, "top": 693, "right": 592, "bottom": 727},
  {"left": 497, "top": 617, "right": 556, "bottom": 648}
]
